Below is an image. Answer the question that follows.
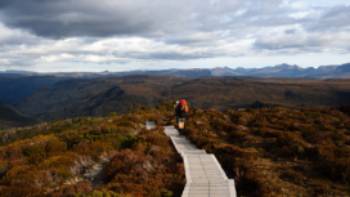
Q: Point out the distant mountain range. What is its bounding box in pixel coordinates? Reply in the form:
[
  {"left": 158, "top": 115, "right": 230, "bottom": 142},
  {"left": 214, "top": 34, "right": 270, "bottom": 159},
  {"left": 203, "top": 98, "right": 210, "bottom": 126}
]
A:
[
  {"left": 210, "top": 63, "right": 350, "bottom": 78},
  {"left": 2, "top": 63, "right": 350, "bottom": 78},
  {"left": 120, "top": 63, "right": 350, "bottom": 78}
]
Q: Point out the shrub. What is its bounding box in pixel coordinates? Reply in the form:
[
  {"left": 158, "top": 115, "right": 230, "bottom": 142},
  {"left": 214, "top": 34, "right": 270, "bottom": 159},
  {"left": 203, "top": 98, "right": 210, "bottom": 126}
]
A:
[{"left": 183, "top": 106, "right": 350, "bottom": 196}]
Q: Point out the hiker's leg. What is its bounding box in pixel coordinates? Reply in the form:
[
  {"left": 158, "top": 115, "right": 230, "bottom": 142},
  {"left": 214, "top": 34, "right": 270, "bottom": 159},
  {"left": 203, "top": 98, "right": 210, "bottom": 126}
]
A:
[
  {"left": 176, "top": 116, "right": 180, "bottom": 129},
  {"left": 178, "top": 118, "right": 185, "bottom": 129}
]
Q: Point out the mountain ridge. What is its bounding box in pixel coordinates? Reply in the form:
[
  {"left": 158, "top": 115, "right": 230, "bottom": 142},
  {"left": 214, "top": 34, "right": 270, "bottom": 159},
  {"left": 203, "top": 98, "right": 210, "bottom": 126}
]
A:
[{"left": 1, "top": 63, "right": 350, "bottom": 78}]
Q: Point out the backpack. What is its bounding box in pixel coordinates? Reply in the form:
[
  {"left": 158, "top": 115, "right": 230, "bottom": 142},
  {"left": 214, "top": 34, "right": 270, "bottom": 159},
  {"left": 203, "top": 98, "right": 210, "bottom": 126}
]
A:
[{"left": 179, "top": 99, "right": 189, "bottom": 113}]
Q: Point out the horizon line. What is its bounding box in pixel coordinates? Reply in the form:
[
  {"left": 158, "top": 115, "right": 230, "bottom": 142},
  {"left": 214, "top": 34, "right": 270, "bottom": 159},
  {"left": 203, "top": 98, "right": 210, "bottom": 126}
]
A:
[{"left": 1, "top": 62, "right": 349, "bottom": 74}]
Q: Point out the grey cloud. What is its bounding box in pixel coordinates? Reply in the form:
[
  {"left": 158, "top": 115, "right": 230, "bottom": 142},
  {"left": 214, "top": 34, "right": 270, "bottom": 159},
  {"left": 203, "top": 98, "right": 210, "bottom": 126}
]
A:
[
  {"left": 253, "top": 31, "right": 350, "bottom": 53},
  {"left": 254, "top": 40, "right": 319, "bottom": 52},
  {"left": 163, "top": 37, "right": 206, "bottom": 46},
  {"left": 0, "top": 0, "right": 350, "bottom": 70},
  {"left": 106, "top": 48, "right": 219, "bottom": 61},
  {"left": 0, "top": 0, "right": 346, "bottom": 40},
  {"left": 0, "top": 32, "right": 40, "bottom": 46},
  {"left": 251, "top": 4, "right": 350, "bottom": 53},
  {"left": 0, "top": 0, "right": 292, "bottom": 39},
  {"left": 0, "top": 0, "right": 159, "bottom": 38},
  {"left": 139, "top": 51, "right": 216, "bottom": 61},
  {"left": 285, "top": 29, "right": 297, "bottom": 34},
  {"left": 306, "top": 5, "right": 350, "bottom": 32},
  {"left": 254, "top": 33, "right": 321, "bottom": 52}
]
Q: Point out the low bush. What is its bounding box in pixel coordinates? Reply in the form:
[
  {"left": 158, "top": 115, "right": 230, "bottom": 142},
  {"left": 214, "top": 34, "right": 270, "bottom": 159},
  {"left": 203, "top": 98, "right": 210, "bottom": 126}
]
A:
[
  {"left": 182, "top": 106, "right": 350, "bottom": 196},
  {"left": 0, "top": 110, "right": 185, "bottom": 196}
]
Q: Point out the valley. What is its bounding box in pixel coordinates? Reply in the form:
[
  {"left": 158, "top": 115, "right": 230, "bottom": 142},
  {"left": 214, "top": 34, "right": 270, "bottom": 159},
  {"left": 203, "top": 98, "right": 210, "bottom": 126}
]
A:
[{"left": 1, "top": 75, "right": 350, "bottom": 123}]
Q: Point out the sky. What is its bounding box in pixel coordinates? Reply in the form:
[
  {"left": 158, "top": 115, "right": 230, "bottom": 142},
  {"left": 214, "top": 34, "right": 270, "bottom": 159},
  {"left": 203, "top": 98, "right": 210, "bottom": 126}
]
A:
[{"left": 0, "top": 0, "right": 350, "bottom": 72}]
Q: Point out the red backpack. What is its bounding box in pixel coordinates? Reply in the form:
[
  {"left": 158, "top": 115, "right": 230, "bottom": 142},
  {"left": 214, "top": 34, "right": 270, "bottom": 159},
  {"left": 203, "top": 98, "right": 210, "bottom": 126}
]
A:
[{"left": 179, "top": 99, "right": 189, "bottom": 113}]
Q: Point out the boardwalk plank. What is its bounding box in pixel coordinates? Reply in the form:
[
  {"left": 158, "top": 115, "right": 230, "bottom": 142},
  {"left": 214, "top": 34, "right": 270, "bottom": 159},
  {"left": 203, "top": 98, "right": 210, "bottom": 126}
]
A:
[{"left": 164, "top": 126, "right": 237, "bottom": 197}]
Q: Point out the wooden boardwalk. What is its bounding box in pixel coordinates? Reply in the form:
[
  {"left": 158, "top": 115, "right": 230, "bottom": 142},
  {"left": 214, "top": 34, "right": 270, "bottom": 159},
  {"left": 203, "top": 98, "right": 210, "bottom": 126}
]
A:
[{"left": 164, "top": 126, "right": 237, "bottom": 197}]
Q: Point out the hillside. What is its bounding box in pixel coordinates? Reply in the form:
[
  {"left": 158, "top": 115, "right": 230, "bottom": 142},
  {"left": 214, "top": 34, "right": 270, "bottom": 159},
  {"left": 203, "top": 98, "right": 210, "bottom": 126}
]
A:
[
  {"left": 17, "top": 76, "right": 181, "bottom": 120},
  {"left": 0, "top": 104, "right": 35, "bottom": 130},
  {"left": 0, "top": 75, "right": 65, "bottom": 105},
  {"left": 16, "top": 77, "right": 350, "bottom": 121},
  {"left": 168, "top": 78, "right": 350, "bottom": 109},
  {"left": 180, "top": 107, "right": 350, "bottom": 196},
  {"left": 0, "top": 104, "right": 349, "bottom": 196},
  {"left": 0, "top": 107, "right": 184, "bottom": 196}
]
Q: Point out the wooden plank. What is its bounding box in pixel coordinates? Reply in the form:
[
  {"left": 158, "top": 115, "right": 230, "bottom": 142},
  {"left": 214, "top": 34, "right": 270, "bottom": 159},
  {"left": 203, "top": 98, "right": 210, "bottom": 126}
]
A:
[{"left": 164, "top": 126, "right": 237, "bottom": 197}]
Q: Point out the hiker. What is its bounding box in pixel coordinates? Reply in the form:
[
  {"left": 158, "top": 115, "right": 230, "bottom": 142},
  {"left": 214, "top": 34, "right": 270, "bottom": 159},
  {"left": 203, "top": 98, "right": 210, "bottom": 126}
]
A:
[{"left": 175, "top": 98, "right": 189, "bottom": 130}]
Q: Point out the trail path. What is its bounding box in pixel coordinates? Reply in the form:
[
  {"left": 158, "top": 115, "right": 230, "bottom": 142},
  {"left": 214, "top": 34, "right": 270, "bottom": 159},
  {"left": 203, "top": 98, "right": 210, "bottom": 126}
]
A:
[{"left": 164, "top": 126, "right": 237, "bottom": 197}]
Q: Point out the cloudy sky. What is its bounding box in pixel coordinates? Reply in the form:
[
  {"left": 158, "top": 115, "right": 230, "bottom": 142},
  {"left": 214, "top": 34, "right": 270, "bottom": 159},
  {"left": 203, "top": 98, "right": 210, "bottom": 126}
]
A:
[{"left": 0, "top": 0, "right": 349, "bottom": 72}]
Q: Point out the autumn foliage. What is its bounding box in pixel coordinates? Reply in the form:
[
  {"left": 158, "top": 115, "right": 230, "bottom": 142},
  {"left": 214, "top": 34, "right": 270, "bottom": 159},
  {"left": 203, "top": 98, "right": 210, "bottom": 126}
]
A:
[
  {"left": 181, "top": 107, "right": 350, "bottom": 197},
  {"left": 0, "top": 109, "right": 184, "bottom": 197},
  {"left": 1, "top": 103, "right": 349, "bottom": 197}
]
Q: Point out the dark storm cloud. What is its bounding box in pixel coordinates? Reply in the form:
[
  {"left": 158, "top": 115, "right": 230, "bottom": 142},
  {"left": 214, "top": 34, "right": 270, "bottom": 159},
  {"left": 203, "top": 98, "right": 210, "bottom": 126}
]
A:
[
  {"left": 0, "top": 0, "right": 156, "bottom": 38},
  {"left": 0, "top": 0, "right": 296, "bottom": 39},
  {"left": 0, "top": 1, "right": 349, "bottom": 40}
]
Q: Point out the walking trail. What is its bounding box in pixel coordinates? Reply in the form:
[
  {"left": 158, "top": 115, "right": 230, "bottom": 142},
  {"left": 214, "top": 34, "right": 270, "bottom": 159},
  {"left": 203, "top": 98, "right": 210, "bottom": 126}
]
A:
[{"left": 164, "top": 125, "right": 237, "bottom": 197}]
